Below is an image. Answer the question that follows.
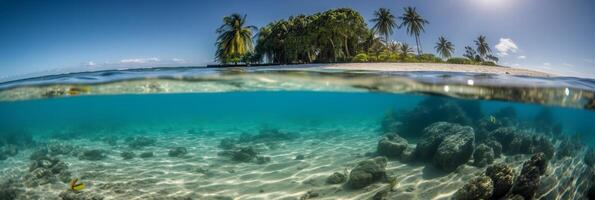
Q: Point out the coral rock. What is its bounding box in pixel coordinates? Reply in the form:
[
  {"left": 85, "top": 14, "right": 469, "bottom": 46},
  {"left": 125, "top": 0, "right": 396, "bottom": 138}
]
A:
[
  {"left": 473, "top": 144, "right": 495, "bottom": 167},
  {"left": 347, "top": 157, "right": 387, "bottom": 189},
  {"left": 510, "top": 153, "right": 547, "bottom": 199},
  {"left": 168, "top": 147, "right": 188, "bottom": 157},
  {"left": 326, "top": 172, "right": 346, "bottom": 184},
  {"left": 452, "top": 175, "right": 494, "bottom": 200},
  {"left": 485, "top": 163, "right": 515, "bottom": 198}
]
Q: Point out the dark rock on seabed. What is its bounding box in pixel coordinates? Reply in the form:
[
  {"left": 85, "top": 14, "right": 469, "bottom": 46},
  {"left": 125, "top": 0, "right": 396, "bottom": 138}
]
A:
[
  {"left": 346, "top": 157, "right": 387, "bottom": 189},
  {"left": 485, "top": 163, "right": 515, "bottom": 199},
  {"left": 473, "top": 144, "right": 495, "bottom": 167},
  {"left": 256, "top": 156, "right": 271, "bottom": 164},
  {"left": 168, "top": 147, "right": 188, "bottom": 157},
  {"left": 139, "top": 151, "right": 154, "bottom": 158},
  {"left": 59, "top": 189, "right": 104, "bottom": 200},
  {"left": 415, "top": 122, "right": 475, "bottom": 172},
  {"left": 230, "top": 147, "right": 258, "bottom": 162},
  {"left": 483, "top": 139, "right": 502, "bottom": 158},
  {"left": 397, "top": 97, "right": 473, "bottom": 138},
  {"left": 377, "top": 134, "right": 410, "bottom": 161},
  {"left": 78, "top": 149, "right": 106, "bottom": 161},
  {"left": 0, "top": 179, "right": 23, "bottom": 200},
  {"left": 25, "top": 155, "right": 71, "bottom": 186},
  {"left": 326, "top": 172, "right": 346, "bottom": 184},
  {"left": 489, "top": 127, "right": 554, "bottom": 159},
  {"left": 509, "top": 153, "right": 548, "bottom": 199},
  {"left": 121, "top": 151, "right": 135, "bottom": 160},
  {"left": 452, "top": 175, "right": 493, "bottom": 200}
]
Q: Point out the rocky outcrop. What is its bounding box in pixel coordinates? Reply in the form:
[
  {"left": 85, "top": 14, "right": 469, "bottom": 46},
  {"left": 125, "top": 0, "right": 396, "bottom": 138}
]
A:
[
  {"left": 473, "top": 144, "right": 495, "bottom": 167},
  {"left": 452, "top": 176, "right": 493, "bottom": 200},
  {"left": 377, "top": 134, "right": 411, "bottom": 161},
  {"left": 485, "top": 163, "right": 515, "bottom": 199},
  {"left": 78, "top": 149, "right": 106, "bottom": 161},
  {"left": 230, "top": 147, "right": 258, "bottom": 162},
  {"left": 509, "top": 153, "right": 548, "bottom": 199},
  {"left": 397, "top": 97, "right": 473, "bottom": 138},
  {"left": 59, "top": 190, "right": 104, "bottom": 200},
  {"left": 121, "top": 151, "right": 135, "bottom": 160},
  {"left": 415, "top": 122, "right": 475, "bottom": 171},
  {"left": 326, "top": 172, "right": 346, "bottom": 184},
  {"left": 139, "top": 151, "right": 154, "bottom": 158},
  {"left": 483, "top": 140, "right": 502, "bottom": 158},
  {"left": 168, "top": 147, "right": 188, "bottom": 157},
  {"left": 347, "top": 157, "right": 388, "bottom": 189},
  {"left": 0, "top": 179, "right": 22, "bottom": 200},
  {"left": 24, "top": 156, "right": 71, "bottom": 187},
  {"left": 489, "top": 127, "right": 554, "bottom": 159}
]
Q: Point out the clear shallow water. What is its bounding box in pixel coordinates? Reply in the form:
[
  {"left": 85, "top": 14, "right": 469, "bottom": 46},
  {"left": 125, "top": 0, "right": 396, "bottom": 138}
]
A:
[{"left": 1, "top": 67, "right": 595, "bottom": 199}]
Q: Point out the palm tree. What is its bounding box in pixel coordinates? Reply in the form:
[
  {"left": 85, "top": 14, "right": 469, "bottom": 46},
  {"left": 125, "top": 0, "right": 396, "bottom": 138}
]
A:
[
  {"left": 215, "top": 13, "right": 257, "bottom": 64},
  {"left": 399, "top": 43, "right": 414, "bottom": 57},
  {"left": 474, "top": 35, "right": 491, "bottom": 61},
  {"left": 370, "top": 8, "right": 397, "bottom": 43},
  {"left": 399, "top": 7, "right": 429, "bottom": 55},
  {"left": 434, "top": 36, "right": 454, "bottom": 59}
]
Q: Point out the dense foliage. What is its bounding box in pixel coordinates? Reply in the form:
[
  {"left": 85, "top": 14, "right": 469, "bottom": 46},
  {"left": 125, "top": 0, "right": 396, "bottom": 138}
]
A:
[{"left": 215, "top": 7, "right": 500, "bottom": 67}]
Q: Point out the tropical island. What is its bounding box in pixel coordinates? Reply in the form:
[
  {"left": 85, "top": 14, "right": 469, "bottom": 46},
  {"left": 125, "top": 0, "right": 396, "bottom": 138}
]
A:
[{"left": 210, "top": 7, "right": 546, "bottom": 76}]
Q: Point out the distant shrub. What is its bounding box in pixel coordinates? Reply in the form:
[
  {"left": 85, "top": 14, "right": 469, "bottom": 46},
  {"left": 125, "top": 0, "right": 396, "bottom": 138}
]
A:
[
  {"left": 368, "top": 55, "right": 378, "bottom": 62},
  {"left": 402, "top": 55, "right": 419, "bottom": 63},
  {"left": 377, "top": 52, "right": 389, "bottom": 62},
  {"left": 388, "top": 53, "right": 399, "bottom": 62},
  {"left": 447, "top": 57, "right": 474, "bottom": 64},
  {"left": 418, "top": 54, "right": 442, "bottom": 63},
  {"left": 352, "top": 53, "right": 368, "bottom": 62},
  {"left": 480, "top": 61, "right": 497, "bottom": 66}
]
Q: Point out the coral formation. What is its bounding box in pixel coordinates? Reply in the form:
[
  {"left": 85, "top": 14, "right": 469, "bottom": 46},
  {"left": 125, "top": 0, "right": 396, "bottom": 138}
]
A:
[
  {"left": 509, "top": 153, "right": 548, "bottom": 199},
  {"left": 452, "top": 175, "right": 493, "bottom": 200},
  {"left": 485, "top": 163, "right": 515, "bottom": 199},
  {"left": 473, "top": 144, "right": 495, "bottom": 167},
  {"left": 415, "top": 122, "right": 475, "bottom": 171},
  {"left": 346, "top": 157, "right": 388, "bottom": 189}
]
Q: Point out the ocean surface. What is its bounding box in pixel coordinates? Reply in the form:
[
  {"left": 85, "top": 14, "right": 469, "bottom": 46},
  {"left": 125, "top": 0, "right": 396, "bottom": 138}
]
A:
[{"left": 1, "top": 66, "right": 594, "bottom": 200}]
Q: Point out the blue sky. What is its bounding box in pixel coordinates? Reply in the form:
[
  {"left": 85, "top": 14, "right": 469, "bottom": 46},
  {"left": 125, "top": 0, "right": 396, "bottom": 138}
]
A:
[{"left": 1, "top": 0, "right": 594, "bottom": 79}]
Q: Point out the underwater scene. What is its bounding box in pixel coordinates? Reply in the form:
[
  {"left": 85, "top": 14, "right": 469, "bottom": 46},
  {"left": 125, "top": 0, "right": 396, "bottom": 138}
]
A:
[{"left": 1, "top": 69, "right": 595, "bottom": 200}]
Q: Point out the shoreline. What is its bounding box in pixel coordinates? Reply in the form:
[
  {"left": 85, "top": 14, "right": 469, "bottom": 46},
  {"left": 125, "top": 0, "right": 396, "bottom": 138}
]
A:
[
  {"left": 0, "top": 62, "right": 556, "bottom": 84},
  {"left": 288, "top": 63, "right": 553, "bottom": 77}
]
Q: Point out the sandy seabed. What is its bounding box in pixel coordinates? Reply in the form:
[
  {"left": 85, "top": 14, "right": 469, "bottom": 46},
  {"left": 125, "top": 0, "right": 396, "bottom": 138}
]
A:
[{"left": 0, "top": 123, "right": 589, "bottom": 200}]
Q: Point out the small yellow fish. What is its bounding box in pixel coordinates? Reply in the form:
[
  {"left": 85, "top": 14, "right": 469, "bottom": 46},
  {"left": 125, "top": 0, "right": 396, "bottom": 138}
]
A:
[
  {"left": 489, "top": 115, "right": 497, "bottom": 124},
  {"left": 69, "top": 178, "right": 85, "bottom": 192}
]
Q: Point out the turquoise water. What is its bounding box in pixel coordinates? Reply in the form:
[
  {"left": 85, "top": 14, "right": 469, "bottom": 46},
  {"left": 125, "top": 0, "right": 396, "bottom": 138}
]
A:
[{"left": 1, "top": 68, "right": 595, "bottom": 199}]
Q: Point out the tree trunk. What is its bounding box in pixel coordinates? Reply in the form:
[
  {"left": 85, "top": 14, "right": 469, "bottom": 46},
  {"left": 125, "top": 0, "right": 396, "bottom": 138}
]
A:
[
  {"left": 416, "top": 35, "right": 422, "bottom": 55},
  {"left": 344, "top": 37, "right": 350, "bottom": 58}
]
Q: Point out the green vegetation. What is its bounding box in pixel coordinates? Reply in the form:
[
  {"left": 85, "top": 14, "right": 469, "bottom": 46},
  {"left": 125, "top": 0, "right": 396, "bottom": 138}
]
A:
[
  {"left": 399, "top": 7, "right": 429, "bottom": 55},
  {"left": 215, "top": 14, "right": 256, "bottom": 64},
  {"left": 215, "top": 7, "right": 500, "bottom": 67},
  {"left": 371, "top": 8, "right": 398, "bottom": 43},
  {"left": 434, "top": 36, "right": 454, "bottom": 60}
]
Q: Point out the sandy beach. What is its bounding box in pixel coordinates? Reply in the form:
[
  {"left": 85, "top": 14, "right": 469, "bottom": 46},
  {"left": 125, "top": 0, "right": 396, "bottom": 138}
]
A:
[{"left": 293, "top": 63, "right": 553, "bottom": 77}]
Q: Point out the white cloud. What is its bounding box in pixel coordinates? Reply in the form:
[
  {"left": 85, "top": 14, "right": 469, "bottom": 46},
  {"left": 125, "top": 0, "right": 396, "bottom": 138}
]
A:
[
  {"left": 86, "top": 61, "right": 96, "bottom": 66},
  {"left": 172, "top": 58, "right": 186, "bottom": 63},
  {"left": 543, "top": 62, "right": 551, "bottom": 66},
  {"left": 120, "top": 57, "right": 160, "bottom": 64},
  {"left": 495, "top": 38, "right": 518, "bottom": 56},
  {"left": 562, "top": 62, "right": 574, "bottom": 67},
  {"left": 517, "top": 55, "right": 526, "bottom": 59}
]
